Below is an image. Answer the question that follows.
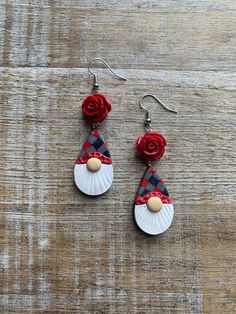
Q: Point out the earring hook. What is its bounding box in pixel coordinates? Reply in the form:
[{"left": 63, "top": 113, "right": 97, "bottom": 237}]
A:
[
  {"left": 88, "top": 57, "right": 127, "bottom": 92},
  {"left": 139, "top": 94, "right": 177, "bottom": 131}
]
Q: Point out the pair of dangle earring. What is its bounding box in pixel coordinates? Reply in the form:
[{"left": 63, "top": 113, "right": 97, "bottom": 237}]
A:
[
  {"left": 134, "top": 94, "right": 177, "bottom": 235},
  {"left": 74, "top": 59, "right": 177, "bottom": 236},
  {"left": 74, "top": 58, "right": 127, "bottom": 196}
]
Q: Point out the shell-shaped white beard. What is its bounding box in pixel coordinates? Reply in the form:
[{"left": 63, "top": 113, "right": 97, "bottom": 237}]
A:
[
  {"left": 134, "top": 203, "right": 174, "bottom": 235},
  {"left": 74, "top": 163, "right": 113, "bottom": 196}
]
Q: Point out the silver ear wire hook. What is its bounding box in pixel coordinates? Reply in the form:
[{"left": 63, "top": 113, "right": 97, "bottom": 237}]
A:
[
  {"left": 139, "top": 94, "right": 177, "bottom": 131},
  {"left": 88, "top": 57, "right": 127, "bottom": 93}
]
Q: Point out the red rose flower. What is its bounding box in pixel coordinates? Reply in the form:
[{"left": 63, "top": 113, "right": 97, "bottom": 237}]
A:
[
  {"left": 82, "top": 93, "right": 112, "bottom": 125},
  {"left": 136, "top": 131, "right": 166, "bottom": 161}
]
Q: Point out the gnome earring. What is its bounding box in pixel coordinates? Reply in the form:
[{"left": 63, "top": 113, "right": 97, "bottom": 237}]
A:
[
  {"left": 134, "top": 94, "right": 177, "bottom": 235},
  {"left": 74, "top": 58, "right": 127, "bottom": 196}
]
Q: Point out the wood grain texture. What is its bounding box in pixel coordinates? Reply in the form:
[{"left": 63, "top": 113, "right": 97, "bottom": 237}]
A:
[
  {"left": 0, "top": 1, "right": 235, "bottom": 313},
  {"left": 0, "top": 2, "right": 236, "bottom": 70}
]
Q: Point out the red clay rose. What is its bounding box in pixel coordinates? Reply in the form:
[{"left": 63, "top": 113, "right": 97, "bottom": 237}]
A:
[
  {"left": 82, "top": 93, "right": 112, "bottom": 125},
  {"left": 136, "top": 131, "right": 166, "bottom": 161}
]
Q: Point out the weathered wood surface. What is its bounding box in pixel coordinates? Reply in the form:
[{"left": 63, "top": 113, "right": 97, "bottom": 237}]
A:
[{"left": 0, "top": 1, "right": 235, "bottom": 313}]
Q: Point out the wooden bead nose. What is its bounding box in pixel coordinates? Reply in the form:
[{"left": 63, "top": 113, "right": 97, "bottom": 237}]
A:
[
  {"left": 86, "top": 157, "right": 102, "bottom": 172},
  {"left": 147, "top": 197, "right": 163, "bottom": 212}
]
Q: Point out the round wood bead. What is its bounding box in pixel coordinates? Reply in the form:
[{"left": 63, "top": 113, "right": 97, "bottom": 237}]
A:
[
  {"left": 147, "top": 197, "right": 163, "bottom": 212},
  {"left": 86, "top": 157, "right": 102, "bottom": 172}
]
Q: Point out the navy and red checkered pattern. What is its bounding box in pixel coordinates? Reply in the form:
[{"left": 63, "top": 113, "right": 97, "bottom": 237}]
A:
[
  {"left": 135, "top": 167, "right": 172, "bottom": 205},
  {"left": 76, "top": 128, "right": 112, "bottom": 164}
]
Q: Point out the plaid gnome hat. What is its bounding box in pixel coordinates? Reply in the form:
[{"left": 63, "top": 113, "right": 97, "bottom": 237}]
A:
[
  {"left": 135, "top": 167, "right": 172, "bottom": 205},
  {"left": 76, "top": 129, "right": 112, "bottom": 165}
]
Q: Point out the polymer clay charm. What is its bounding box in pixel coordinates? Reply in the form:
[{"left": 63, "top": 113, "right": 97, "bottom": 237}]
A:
[
  {"left": 134, "top": 94, "right": 177, "bottom": 235},
  {"left": 74, "top": 128, "right": 113, "bottom": 196},
  {"left": 134, "top": 166, "right": 174, "bottom": 235}
]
